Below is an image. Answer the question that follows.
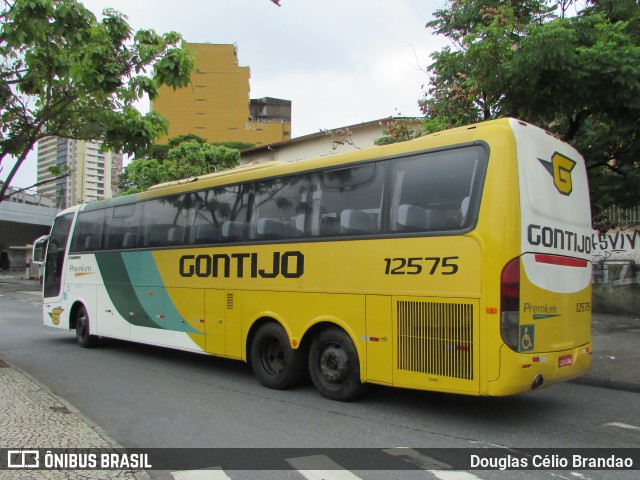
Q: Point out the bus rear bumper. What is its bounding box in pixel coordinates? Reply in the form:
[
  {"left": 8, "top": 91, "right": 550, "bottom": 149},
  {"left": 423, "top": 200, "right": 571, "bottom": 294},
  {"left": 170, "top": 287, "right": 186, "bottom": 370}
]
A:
[{"left": 487, "top": 343, "right": 592, "bottom": 396}]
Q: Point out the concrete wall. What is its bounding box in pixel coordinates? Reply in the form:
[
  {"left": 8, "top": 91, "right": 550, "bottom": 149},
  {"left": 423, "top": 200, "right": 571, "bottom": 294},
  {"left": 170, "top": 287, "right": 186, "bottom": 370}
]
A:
[{"left": 592, "top": 226, "right": 640, "bottom": 314}]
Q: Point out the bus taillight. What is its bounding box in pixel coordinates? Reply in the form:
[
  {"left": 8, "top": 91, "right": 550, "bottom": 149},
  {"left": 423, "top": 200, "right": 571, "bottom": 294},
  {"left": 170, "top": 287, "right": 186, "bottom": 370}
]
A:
[{"left": 500, "top": 257, "right": 520, "bottom": 351}]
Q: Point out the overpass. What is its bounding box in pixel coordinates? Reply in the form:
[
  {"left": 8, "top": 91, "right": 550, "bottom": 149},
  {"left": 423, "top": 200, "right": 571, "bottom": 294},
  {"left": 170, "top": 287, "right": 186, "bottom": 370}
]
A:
[{"left": 0, "top": 188, "right": 58, "bottom": 271}]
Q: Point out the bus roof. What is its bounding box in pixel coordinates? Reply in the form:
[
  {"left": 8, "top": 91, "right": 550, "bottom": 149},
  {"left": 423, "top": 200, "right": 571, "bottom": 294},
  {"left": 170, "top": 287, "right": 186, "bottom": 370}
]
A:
[
  {"left": 147, "top": 161, "right": 287, "bottom": 191},
  {"left": 77, "top": 117, "right": 531, "bottom": 213}
]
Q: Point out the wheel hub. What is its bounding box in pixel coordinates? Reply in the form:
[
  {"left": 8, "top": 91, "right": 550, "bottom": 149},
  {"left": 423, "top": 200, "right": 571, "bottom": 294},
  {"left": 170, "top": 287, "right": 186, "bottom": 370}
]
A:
[
  {"left": 263, "top": 340, "right": 285, "bottom": 374},
  {"left": 319, "top": 345, "right": 349, "bottom": 382}
]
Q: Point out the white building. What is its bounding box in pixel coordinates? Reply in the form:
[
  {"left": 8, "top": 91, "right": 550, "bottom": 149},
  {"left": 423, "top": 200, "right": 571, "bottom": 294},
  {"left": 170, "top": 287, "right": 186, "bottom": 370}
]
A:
[
  {"left": 37, "top": 138, "right": 123, "bottom": 209},
  {"left": 239, "top": 117, "right": 421, "bottom": 165}
]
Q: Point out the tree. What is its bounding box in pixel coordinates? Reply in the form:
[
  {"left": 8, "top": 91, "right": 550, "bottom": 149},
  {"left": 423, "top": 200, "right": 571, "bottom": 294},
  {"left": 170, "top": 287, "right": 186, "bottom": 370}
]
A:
[
  {"left": 422, "top": 0, "right": 640, "bottom": 228},
  {"left": 0, "top": 0, "right": 196, "bottom": 203},
  {"left": 148, "top": 134, "right": 254, "bottom": 162},
  {"left": 374, "top": 118, "right": 423, "bottom": 146},
  {"left": 118, "top": 138, "right": 241, "bottom": 194}
]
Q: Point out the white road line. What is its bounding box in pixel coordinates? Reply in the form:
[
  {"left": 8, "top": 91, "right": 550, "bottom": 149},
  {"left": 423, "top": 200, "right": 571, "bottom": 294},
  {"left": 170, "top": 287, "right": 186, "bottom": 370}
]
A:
[
  {"left": 286, "top": 455, "right": 362, "bottom": 480},
  {"left": 383, "top": 448, "right": 451, "bottom": 470},
  {"left": 604, "top": 422, "right": 640, "bottom": 431},
  {"left": 428, "top": 472, "right": 485, "bottom": 480},
  {"left": 171, "top": 469, "right": 232, "bottom": 480}
]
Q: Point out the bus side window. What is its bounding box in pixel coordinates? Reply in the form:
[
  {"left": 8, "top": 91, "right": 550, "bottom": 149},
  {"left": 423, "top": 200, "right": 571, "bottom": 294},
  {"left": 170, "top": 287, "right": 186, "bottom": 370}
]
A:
[
  {"left": 69, "top": 209, "right": 105, "bottom": 252},
  {"left": 249, "top": 175, "right": 310, "bottom": 240},
  {"left": 142, "top": 195, "right": 192, "bottom": 248},
  {"left": 390, "top": 147, "right": 484, "bottom": 233},
  {"left": 191, "top": 185, "right": 249, "bottom": 244},
  {"left": 311, "top": 163, "right": 386, "bottom": 237},
  {"left": 105, "top": 204, "right": 143, "bottom": 250}
]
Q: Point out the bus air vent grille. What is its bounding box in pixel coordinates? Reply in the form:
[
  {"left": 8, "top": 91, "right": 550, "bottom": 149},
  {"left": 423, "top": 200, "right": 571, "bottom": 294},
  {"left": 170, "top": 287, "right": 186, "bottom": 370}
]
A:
[
  {"left": 397, "top": 300, "right": 474, "bottom": 380},
  {"left": 226, "top": 293, "right": 234, "bottom": 310}
]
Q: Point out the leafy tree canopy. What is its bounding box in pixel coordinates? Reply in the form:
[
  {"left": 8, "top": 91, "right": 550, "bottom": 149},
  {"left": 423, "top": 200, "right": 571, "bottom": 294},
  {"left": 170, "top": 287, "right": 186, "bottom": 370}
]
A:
[
  {"left": 118, "top": 137, "right": 241, "bottom": 194},
  {"left": 422, "top": 0, "right": 640, "bottom": 228},
  {"left": 0, "top": 0, "right": 195, "bottom": 202},
  {"left": 149, "top": 134, "right": 254, "bottom": 162}
]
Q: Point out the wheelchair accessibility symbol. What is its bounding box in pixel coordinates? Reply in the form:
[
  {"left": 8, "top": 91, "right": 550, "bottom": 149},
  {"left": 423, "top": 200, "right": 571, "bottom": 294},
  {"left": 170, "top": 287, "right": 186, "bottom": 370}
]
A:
[{"left": 519, "top": 325, "right": 535, "bottom": 352}]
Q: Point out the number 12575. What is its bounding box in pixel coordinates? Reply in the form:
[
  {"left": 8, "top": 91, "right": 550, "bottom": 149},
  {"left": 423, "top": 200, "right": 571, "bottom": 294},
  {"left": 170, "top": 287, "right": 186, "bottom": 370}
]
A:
[{"left": 384, "top": 257, "right": 459, "bottom": 275}]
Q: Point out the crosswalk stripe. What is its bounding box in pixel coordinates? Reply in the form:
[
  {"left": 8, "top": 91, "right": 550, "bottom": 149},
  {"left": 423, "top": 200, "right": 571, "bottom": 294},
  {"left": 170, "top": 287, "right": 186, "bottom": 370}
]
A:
[
  {"left": 286, "top": 454, "right": 362, "bottom": 480},
  {"left": 428, "top": 471, "right": 484, "bottom": 480},
  {"left": 604, "top": 422, "right": 640, "bottom": 431},
  {"left": 171, "top": 469, "right": 232, "bottom": 480},
  {"left": 383, "top": 448, "right": 452, "bottom": 469}
]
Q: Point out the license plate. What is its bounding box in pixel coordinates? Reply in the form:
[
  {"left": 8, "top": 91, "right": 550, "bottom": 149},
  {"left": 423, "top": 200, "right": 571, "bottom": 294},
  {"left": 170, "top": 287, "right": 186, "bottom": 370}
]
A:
[{"left": 558, "top": 354, "right": 573, "bottom": 368}]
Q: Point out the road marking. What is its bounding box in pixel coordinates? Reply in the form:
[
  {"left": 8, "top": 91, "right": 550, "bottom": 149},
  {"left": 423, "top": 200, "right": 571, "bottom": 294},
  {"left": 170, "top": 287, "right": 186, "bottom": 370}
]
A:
[
  {"left": 286, "top": 455, "right": 362, "bottom": 480},
  {"left": 604, "top": 422, "right": 640, "bottom": 431},
  {"left": 383, "top": 448, "right": 451, "bottom": 469},
  {"left": 428, "top": 472, "right": 484, "bottom": 480},
  {"left": 171, "top": 470, "right": 232, "bottom": 480}
]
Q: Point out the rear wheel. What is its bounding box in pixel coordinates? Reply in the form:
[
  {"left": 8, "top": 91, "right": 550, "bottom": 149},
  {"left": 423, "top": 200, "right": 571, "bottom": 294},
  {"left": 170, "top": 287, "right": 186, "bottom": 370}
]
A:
[
  {"left": 75, "top": 305, "right": 98, "bottom": 348},
  {"left": 250, "top": 322, "right": 304, "bottom": 389},
  {"left": 308, "top": 327, "right": 367, "bottom": 401}
]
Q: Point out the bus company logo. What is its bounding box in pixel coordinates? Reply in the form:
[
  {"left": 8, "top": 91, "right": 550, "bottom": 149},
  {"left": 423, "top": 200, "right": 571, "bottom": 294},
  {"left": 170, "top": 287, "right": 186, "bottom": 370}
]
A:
[
  {"left": 537, "top": 152, "right": 577, "bottom": 196},
  {"left": 70, "top": 264, "right": 94, "bottom": 277},
  {"left": 49, "top": 307, "right": 64, "bottom": 326},
  {"left": 8, "top": 450, "right": 39, "bottom": 468}
]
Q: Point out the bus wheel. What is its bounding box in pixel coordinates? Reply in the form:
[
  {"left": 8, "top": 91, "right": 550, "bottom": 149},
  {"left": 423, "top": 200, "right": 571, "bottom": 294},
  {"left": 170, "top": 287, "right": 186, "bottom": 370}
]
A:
[
  {"left": 75, "top": 306, "right": 98, "bottom": 348},
  {"left": 308, "top": 327, "right": 367, "bottom": 401},
  {"left": 250, "top": 322, "right": 304, "bottom": 390}
]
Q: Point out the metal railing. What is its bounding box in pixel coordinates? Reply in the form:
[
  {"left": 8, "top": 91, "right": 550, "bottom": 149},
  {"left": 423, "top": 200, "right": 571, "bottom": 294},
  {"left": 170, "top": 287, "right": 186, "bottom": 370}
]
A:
[{"left": 604, "top": 205, "right": 640, "bottom": 226}]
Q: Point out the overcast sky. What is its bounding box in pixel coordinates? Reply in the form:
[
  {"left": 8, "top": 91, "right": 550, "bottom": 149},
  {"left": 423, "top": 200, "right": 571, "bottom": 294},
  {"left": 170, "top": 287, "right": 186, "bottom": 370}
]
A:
[{"left": 4, "top": 0, "right": 447, "bottom": 189}]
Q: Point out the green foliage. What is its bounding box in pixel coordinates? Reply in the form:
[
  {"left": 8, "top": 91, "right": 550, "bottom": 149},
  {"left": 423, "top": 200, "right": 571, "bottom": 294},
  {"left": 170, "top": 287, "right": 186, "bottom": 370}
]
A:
[
  {"left": 119, "top": 138, "right": 241, "bottom": 194},
  {"left": 0, "top": 0, "right": 195, "bottom": 202},
  {"left": 145, "top": 135, "right": 255, "bottom": 163},
  {"left": 422, "top": 0, "right": 640, "bottom": 228}
]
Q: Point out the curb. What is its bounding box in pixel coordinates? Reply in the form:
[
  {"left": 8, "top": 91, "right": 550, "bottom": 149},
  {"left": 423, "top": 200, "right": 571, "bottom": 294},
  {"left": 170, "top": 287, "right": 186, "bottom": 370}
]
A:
[
  {"left": 570, "top": 376, "right": 640, "bottom": 394},
  {"left": 0, "top": 359, "right": 151, "bottom": 480}
]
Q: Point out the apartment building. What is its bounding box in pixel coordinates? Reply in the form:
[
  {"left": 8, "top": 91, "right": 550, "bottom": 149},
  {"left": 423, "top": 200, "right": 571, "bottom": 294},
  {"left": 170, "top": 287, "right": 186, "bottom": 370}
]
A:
[
  {"left": 152, "top": 42, "right": 291, "bottom": 146},
  {"left": 36, "top": 137, "right": 122, "bottom": 209}
]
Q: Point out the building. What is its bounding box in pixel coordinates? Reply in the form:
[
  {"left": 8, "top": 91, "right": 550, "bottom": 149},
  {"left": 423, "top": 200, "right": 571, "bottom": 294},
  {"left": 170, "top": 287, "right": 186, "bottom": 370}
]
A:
[
  {"left": 239, "top": 117, "right": 421, "bottom": 165},
  {"left": 0, "top": 182, "right": 57, "bottom": 271},
  {"left": 36, "top": 137, "right": 123, "bottom": 210},
  {"left": 152, "top": 43, "right": 291, "bottom": 146}
]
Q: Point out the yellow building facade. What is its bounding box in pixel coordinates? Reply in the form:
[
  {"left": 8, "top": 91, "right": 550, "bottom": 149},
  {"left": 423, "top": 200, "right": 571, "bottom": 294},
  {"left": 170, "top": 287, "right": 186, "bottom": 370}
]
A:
[{"left": 152, "top": 43, "right": 291, "bottom": 146}]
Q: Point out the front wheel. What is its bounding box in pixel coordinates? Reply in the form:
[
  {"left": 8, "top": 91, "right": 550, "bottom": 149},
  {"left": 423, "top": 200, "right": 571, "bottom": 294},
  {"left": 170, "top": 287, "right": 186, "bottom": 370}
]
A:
[
  {"left": 75, "top": 305, "right": 98, "bottom": 348},
  {"left": 308, "top": 327, "right": 367, "bottom": 401},
  {"left": 250, "top": 322, "right": 305, "bottom": 390}
]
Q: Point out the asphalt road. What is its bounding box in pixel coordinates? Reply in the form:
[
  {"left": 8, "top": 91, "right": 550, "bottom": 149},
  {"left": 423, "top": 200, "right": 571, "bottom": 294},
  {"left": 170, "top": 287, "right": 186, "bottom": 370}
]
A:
[{"left": 1, "top": 289, "right": 639, "bottom": 480}]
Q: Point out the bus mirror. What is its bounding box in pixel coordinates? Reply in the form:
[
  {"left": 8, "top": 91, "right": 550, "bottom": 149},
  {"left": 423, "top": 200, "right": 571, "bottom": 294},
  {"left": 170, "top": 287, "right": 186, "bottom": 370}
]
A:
[{"left": 32, "top": 235, "right": 49, "bottom": 265}]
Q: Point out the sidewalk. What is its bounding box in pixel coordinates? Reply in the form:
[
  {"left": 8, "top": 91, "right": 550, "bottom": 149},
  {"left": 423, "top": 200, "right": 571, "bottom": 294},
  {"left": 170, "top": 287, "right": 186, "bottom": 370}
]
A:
[{"left": 0, "top": 271, "right": 638, "bottom": 478}]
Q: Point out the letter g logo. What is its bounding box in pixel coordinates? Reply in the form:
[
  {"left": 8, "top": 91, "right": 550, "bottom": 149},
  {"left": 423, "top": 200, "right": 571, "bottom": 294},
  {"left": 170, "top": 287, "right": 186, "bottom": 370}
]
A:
[
  {"left": 551, "top": 152, "right": 576, "bottom": 196},
  {"left": 538, "top": 152, "right": 577, "bottom": 196}
]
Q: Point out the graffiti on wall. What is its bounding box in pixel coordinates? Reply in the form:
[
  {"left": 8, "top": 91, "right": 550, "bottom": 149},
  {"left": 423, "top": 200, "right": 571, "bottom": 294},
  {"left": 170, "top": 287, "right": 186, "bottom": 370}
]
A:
[{"left": 591, "top": 228, "right": 640, "bottom": 287}]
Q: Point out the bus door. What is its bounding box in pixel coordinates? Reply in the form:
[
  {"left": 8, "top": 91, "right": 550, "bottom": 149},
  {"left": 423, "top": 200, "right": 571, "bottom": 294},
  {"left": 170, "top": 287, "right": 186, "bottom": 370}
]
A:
[{"left": 38, "top": 213, "right": 75, "bottom": 328}]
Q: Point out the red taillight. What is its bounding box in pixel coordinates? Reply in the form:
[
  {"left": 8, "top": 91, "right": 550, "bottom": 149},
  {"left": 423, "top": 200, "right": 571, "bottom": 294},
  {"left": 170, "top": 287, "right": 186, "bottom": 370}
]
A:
[
  {"left": 500, "top": 257, "right": 521, "bottom": 351},
  {"left": 501, "top": 257, "right": 520, "bottom": 310}
]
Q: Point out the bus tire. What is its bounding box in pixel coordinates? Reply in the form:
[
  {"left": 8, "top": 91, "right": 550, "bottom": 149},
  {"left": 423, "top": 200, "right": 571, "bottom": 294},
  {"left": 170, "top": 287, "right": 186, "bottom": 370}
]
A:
[
  {"left": 250, "top": 322, "right": 304, "bottom": 390},
  {"left": 75, "top": 305, "right": 98, "bottom": 348},
  {"left": 308, "top": 327, "right": 367, "bottom": 401}
]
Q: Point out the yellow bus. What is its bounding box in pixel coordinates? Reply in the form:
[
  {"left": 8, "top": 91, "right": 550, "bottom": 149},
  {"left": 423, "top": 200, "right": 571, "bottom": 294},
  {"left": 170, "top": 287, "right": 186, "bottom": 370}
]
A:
[{"left": 33, "top": 118, "right": 592, "bottom": 401}]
